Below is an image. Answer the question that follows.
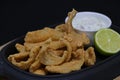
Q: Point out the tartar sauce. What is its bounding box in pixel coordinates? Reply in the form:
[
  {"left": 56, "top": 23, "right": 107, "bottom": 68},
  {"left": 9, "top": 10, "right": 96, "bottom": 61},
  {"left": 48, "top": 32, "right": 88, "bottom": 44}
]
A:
[
  {"left": 72, "top": 12, "right": 111, "bottom": 32},
  {"left": 72, "top": 16, "right": 107, "bottom": 31}
]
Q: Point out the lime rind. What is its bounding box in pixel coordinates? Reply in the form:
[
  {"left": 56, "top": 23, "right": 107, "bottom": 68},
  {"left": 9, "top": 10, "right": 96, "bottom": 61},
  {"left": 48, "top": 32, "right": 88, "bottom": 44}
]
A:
[{"left": 94, "top": 28, "right": 120, "bottom": 56}]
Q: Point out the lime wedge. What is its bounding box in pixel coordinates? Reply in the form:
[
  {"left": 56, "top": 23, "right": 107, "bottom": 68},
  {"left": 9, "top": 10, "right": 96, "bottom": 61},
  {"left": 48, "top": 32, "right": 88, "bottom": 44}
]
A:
[{"left": 94, "top": 28, "right": 120, "bottom": 56}]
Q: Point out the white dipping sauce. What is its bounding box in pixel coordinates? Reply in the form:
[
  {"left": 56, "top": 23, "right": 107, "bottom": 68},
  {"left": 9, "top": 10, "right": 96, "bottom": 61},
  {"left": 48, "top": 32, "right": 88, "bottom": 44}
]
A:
[
  {"left": 73, "top": 16, "right": 106, "bottom": 31},
  {"left": 72, "top": 12, "right": 112, "bottom": 32}
]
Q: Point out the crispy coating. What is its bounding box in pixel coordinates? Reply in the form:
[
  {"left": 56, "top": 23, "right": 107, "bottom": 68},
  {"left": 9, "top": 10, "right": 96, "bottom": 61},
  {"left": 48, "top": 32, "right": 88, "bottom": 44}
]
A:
[
  {"left": 24, "top": 27, "right": 53, "bottom": 43},
  {"left": 55, "top": 24, "right": 67, "bottom": 32},
  {"left": 66, "top": 9, "right": 77, "bottom": 33},
  {"left": 61, "top": 39, "right": 72, "bottom": 61},
  {"left": 29, "top": 59, "right": 41, "bottom": 72},
  {"left": 8, "top": 9, "right": 96, "bottom": 75},
  {"left": 15, "top": 43, "right": 25, "bottom": 52},
  {"left": 48, "top": 40, "right": 65, "bottom": 50},
  {"left": 84, "top": 47, "right": 96, "bottom": 66},
  {"left": 25, "top": 27, "right": 64, "bottom": 43},
  {"left": 8, "top": 46, "right": 40, "bottom": 70},
  {"left": 72, "top": 49, "right": 85, "bottom": 59},
  {"left": 40, "top": 50, "right": 68, "bottom": 66},
  {"left": 24, "top": 38, "right": 52, "bottom": 51},
  {"left": 45, "top": 60, "right": 82, "bottom": 74},
  {"left": 49, "top": 50, "right": 64, "bottom": 57},
  {"left": 33, "top": 69, "right": 46, "bottom": 75},
  {"left": 45, "top": 49, "right": 85, "bottom": 73},
  {"left": 8, "top": 52, "right": 29, "bottom": 63},
  {"left": 64, "top": 32, "right": 90, "bottom": 51}
]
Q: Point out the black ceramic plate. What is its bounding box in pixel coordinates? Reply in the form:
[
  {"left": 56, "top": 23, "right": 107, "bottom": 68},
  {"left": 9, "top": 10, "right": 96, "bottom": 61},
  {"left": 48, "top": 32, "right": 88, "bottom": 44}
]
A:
[{"left": 0, "top": 24, "right": 120, "bottom": 80}]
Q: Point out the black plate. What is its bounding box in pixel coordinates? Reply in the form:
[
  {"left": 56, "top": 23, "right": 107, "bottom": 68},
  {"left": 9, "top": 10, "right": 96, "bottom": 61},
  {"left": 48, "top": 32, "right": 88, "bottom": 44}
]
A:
[{"left": 0, "top": 24, "right": 120, "bottom": 80}]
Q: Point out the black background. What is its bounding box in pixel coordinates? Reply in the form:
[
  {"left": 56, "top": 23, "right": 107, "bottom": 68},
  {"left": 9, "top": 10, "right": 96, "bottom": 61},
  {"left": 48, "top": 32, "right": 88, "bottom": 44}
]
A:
[{"left": 0, "top": 0, "right": 120, "bottom": 45}]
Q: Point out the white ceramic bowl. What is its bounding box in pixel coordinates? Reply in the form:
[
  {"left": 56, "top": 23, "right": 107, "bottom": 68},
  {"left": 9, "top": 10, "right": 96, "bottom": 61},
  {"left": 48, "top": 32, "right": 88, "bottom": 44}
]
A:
[{"left": 65, "top": 11, "right": 112, "bottom": 45}]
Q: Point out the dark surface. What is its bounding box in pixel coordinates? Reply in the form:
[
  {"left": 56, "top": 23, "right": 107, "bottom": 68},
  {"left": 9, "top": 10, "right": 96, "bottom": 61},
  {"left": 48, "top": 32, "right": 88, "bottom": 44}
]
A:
[
  {"left": 0, "top": 0, "right": 120, "bottom": 45},
  {"left": 0, "top": 24, "right": 120, "bottom": 80}
]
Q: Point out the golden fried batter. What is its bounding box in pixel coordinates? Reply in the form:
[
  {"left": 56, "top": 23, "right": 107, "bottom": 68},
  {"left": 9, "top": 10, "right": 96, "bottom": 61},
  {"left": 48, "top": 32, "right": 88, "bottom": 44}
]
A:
[
  {"left": 33, "top": 69, "right": 46, "bottom": 75},
  {"left": 15, "top": 43, "right": 25, "bottom": 52},
  {"left": 8, "top": 52, "right": 29, "bottom": 63},
  {"left": 29, "top": 59, "right": 41, "bottom": 72},
  {"left": 25, "top": 27, "right": 64, "bottom": 43},
  {"left": 84, "top": 47, "right": 96, "bottom": 66},
  {"left": 24, "top": 38, "right": 52, "bottom": 51},
  {"left": 8, "top": 9, "right": 96, "bottom": 75},
  {"left": 40, "top": 50, "right": 68, "bottom": 66},
  {"left": 45, "top": 49, "right": 85, "bottom": 73},
  {"left": 8, "top": 46, "right": 40, "bottom": 70}
]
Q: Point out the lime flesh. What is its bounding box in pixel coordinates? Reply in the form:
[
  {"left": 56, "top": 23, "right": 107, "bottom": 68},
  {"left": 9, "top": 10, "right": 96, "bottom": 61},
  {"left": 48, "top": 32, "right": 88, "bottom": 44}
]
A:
[{"left": 94, "top": 28, "right": 120, "bottom": 56}]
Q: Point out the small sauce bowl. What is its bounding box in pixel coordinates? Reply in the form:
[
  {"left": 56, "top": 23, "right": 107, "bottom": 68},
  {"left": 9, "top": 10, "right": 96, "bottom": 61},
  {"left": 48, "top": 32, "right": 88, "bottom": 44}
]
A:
[{"left": 65, "top": 11, "right": 112, "bottom": 45}]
